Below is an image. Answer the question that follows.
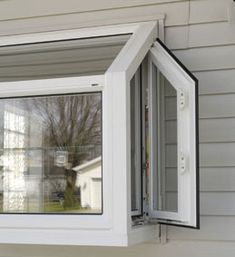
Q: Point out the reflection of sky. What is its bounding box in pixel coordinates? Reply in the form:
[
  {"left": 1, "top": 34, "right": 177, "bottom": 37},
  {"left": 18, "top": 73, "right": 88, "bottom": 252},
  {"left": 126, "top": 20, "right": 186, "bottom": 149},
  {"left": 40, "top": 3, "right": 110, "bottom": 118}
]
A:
[{"left": 4, "top": 111, "right": 25, "bottom": 133}]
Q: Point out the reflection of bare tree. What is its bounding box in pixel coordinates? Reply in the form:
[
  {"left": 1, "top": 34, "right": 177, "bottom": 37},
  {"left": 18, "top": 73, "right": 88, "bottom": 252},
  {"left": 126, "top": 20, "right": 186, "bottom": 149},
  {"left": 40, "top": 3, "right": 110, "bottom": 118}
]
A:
[{"left": 30, "top": 94, "right": 101, "bottom": 209}]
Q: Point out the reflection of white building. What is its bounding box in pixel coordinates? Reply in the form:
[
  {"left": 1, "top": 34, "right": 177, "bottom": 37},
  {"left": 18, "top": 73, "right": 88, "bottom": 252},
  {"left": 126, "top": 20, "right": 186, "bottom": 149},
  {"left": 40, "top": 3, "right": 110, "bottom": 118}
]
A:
[
  {"left": 74, "top": 156, "right": 101, "bottom": 211},
  {"left": 2, "top": 105, "right": 43, "bottom": 212}
]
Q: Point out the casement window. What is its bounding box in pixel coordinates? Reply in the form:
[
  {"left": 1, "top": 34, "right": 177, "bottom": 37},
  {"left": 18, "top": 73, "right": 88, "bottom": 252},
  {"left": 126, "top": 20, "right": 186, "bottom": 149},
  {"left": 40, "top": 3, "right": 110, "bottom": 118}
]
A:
[{"left": 0, "top": 21, "right": 199, "bottom": 246}]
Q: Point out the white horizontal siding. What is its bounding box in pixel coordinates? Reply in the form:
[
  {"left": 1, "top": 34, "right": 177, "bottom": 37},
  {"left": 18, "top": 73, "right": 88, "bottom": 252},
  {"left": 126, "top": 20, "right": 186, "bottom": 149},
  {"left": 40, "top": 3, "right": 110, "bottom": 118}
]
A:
[
  {"left": 168, "top": 216, "right": 235, "bottom": 241},
  {"left": 0, "top": 0, "right": 184, "bottom": 21},
  {"left": 188, "top": 22, "right": 235, "bottom": 48},
  {"left": 166, "top": 22, "right": 235, "bottom": 50},
  {"left": 164, "top": 70, "right": 235, "bottom": 96},
  {"left": 0, "top": 0, "right": 231, "bottom": 37},
  {"left": 199, "top": 118, "right": 235, "bottom": 143},
  {"left": 166, "top": 94, "right": 235, "bottom": 120},
  {"left": 166, "top": 143, "right": 235, "bottom": 168},
  {"left": 200, "top": 94, "right": 235, "bottom": 119},
  {"left": 196, "top": 70, "right": 235, "bottom": 95},
  {"left": 201, "top": 193, "right": 235, "bottom": 216},
  {"left": 0, "top": 2, "right": 189, "bottom": 36},
  {"left": 167, "top": 168, "right": 235, "bottom": 192},
  {"left": 161, "top": 190, "right": 235, "bottom": 216},
  {"left": 200, "top": 143, "right": 235, "bottom": 167},
  {"left": 200, "top": 168, "right": 235, "bottom": 192},
  {"left": 165, "top": 26, "right": 188, "bottom": 50},
  {"left": 165, "top": 71, "right": 235, "bottom": 98},
  {"left": 166, "top": 118, "right": 235, "bottom": 143},
  {"left": 0, "top": 0, "right": 229, "bottom": 25},
  {"left": 189, "top": 0, "right": 230, "bottom": 24},
  {"left": 173, "top": 45, "right": 235, "bottom": 71},
  {"left": 0, "top": 0, "right": 229, "bottom": 26}
]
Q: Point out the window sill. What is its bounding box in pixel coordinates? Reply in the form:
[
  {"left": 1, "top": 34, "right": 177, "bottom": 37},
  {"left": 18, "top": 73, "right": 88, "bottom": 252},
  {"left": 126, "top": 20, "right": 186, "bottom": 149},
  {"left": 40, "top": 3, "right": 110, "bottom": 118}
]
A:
[{"left": 0, "top": 224, "right": 158, "bottom": 246}]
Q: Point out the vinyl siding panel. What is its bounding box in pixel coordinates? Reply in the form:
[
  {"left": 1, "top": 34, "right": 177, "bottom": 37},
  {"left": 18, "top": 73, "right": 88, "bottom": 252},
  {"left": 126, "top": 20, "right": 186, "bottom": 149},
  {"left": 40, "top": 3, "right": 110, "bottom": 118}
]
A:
[
  {"left": 166, "top": 94, "right": 235, "bottom": 120},
  {"left": 173, "top": 45, "right": 235, "bottom": 71},
  {"left": 189, "top": 0, "right": 230, "bottom": 24},
  {"left": 0, "top": 2, "right": 189, "bottom": 36},
  {"left": 0, "top": 0, "right": 184, "bottom": 21},
  {"left": 167, "top": 168, "right": 235, "bottom": 192},
  {"left": 0, "top": 0, "right": 230, "bottom": 26},
  {"left": 166, "top": 143, "right": 235, "bottom": 168},
  {"left": 200, "top": 168, "right": 235, "bottom": 192},
  {"left": 199, "top": 94, "right": 235, "bottom": 119},
  {"left": 167, "top": 118, "right": 235, "bottom": 143},
  {"left": 199, "top": 118, "right": 235, "bottom": 143},
  {"left": 168, "top": 216, "right": 235, "bottom": 241},
  {"left": 166, "top": 22, "right": 235, "bottom": 50},
  {"left": 165, "top": 26, "right": 188, "bottom": 50},
  {"left": 188, "top": 22, "right": 235, "bottom": 48},
  {"left": 0, "top": 0, "right": 231, "bottom": 37},
  {"left": 199, "top": 142, "right": 235, "bottom": 167},
  {"left": 201, "top": 193, "right": 235, "bottom": 216},
  {"left": 196, "top": 70, "right": 235, "bottom": 95},
  {"left": 160, "top": 187, "right": 235, "bottom": 216}
]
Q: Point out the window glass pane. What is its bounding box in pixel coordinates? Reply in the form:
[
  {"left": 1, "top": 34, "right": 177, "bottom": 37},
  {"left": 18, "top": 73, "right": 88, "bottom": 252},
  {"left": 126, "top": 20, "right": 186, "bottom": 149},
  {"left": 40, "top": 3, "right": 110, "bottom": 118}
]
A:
[
  {"left": 0, "top": 92, "right": 102, "bottom": 214},
  {"left": 152, "top": 65, "right": 178, "bottom": 213},
  {"left": 130, "top": 71, "right": 142, "bottom": 213},
  {"left": 0, "top": 34, "right": 131, "bottom": 82}
]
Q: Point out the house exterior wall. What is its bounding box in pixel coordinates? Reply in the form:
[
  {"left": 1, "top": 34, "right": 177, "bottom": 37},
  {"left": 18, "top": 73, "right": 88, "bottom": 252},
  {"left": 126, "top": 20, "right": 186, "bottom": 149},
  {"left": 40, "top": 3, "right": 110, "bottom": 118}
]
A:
[{"left": 0, "top": 0, "right": 234, "bottom": 256}]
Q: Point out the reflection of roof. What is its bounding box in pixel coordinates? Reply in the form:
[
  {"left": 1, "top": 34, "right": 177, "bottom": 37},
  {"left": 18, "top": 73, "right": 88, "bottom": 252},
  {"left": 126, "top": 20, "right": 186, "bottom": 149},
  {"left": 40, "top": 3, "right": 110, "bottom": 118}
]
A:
[{"left": 73, "top": 156, "right": 101, "bottom": 173}]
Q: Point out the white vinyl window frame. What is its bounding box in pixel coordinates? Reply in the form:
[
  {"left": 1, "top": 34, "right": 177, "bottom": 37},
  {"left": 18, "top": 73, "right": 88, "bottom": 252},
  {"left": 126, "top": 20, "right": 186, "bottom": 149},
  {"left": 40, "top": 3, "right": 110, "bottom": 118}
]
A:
[
  {"left": 0, "top": 21, "right": 199, "bottom": 246},
  {"left": 0, "top": 75, "right": 107, "bottom": 230},
  {"left": 148, "top": 39, "right": 199, "bottom": 228},
  {"left": 0, "top": 21, "right": 159, "bottom": 246}
]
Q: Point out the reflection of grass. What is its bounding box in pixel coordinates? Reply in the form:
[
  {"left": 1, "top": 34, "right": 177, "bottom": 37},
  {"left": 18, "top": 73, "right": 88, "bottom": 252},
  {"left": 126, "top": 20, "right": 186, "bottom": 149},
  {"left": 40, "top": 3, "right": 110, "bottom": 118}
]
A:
[
  {"left": 44, "top": 201, "right": 81, "bottom": 213},
  {"left": 0, "top": 202, "right": 101, "bottom": 213},
  {"left": 0, "top": 200, "right": 90, "bottom": 213},
  {"left": 0, "top": 202, "right": 82, "bottom": 213}
]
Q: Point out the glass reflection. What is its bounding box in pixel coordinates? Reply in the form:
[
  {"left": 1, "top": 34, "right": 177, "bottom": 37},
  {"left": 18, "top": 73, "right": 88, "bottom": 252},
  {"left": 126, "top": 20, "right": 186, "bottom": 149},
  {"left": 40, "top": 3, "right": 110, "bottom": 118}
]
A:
[
  {"left": 0, "top": 93, "right": 102, "bottom": 214},
  {"left": 151, "top": 65, "right": 178, "bottom": 213}
]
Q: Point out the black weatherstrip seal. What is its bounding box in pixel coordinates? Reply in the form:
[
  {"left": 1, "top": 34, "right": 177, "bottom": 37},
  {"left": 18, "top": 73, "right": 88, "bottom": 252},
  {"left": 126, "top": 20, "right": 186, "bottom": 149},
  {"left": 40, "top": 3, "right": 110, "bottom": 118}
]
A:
[{"left": 155, "top": 38, "right": 200, "bottom": 230}]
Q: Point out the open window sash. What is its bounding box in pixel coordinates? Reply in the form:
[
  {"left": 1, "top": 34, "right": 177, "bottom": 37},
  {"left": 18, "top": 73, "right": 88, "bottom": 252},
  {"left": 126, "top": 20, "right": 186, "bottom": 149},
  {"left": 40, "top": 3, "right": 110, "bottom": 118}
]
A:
[{"left": 149, "top": 39, "right": 199, "bottom": 228}]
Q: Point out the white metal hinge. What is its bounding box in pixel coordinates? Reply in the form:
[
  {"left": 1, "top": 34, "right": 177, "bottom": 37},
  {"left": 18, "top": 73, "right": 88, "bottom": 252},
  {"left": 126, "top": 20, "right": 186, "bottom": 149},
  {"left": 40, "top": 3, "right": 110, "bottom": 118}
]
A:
[
  {"left": 180, "top": 153, "right": 188, "bottom": 175},
  {"left": 179, "top": 89, "right": 187, "bottom": 109}
]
